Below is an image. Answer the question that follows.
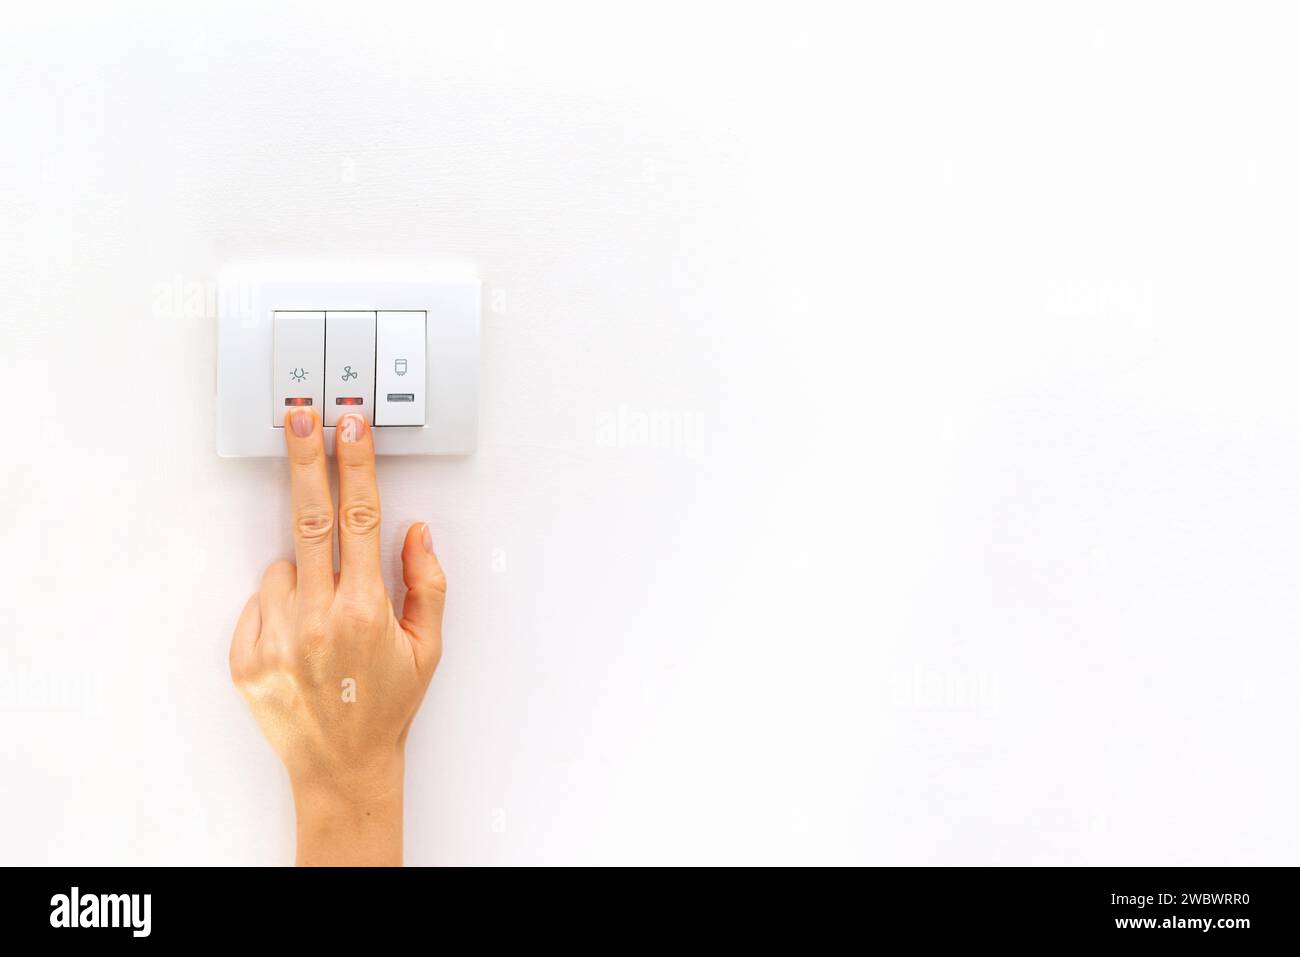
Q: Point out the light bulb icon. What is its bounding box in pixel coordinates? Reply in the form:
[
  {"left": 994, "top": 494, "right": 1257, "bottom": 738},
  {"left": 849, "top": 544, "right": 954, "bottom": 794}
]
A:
[{"left": 290, "top": 368, "right": 307, "bottom": 382}]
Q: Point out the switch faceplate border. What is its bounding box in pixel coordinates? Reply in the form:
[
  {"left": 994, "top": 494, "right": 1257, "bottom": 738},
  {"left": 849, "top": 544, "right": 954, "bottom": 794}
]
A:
[{"left": 217, "top": 265, "right": 480, "bottom": 457}]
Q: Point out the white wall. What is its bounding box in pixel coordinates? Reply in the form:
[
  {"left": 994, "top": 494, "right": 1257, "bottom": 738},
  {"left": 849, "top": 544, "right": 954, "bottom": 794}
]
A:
[{"left": 2, "top": 1, "right": 1299, "bottom": 865}]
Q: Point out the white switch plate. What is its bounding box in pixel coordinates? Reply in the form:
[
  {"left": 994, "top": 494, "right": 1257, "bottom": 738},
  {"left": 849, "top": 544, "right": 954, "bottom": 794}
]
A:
[{"left": 216, "top": 264, "right": 480, "bottom": 457}]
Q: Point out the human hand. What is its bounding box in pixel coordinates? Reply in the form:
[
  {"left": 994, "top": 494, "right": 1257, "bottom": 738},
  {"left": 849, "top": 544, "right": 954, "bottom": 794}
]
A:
[{"left": 229, "top": 409, "right": 445, "bottom": 865}]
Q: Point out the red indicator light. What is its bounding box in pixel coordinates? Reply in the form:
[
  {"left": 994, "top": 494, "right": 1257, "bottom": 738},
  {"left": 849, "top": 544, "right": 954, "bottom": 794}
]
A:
[
  {"left": 284, "top": 397, "right": 313, "bottom": 406},
  {"left": 335, "top": 397, "right": 364, "bottom": 405}
]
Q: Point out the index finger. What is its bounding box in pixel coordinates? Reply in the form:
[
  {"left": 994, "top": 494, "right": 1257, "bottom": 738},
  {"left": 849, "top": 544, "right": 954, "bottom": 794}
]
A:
[{"left": 283, "top": 408, "right": 335, "bottom": 603}]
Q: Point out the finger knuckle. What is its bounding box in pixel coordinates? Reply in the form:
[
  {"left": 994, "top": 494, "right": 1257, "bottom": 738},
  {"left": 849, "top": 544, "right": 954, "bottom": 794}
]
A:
[
  {"left": 295, "top": 506, "right": 334, "bottom": 543},
  {"left": 297, "top": 616, "right": 329, "bottom": 646},
  {"left": 360, "top": 581, "right": 390, "bottom": 606},
  {"left": 261, "top": 559, "right": 295, "bottom": 588},
  {"left": 340, "top": 459, "right": 376, "bottom": 488},
  {"left": 336, "top": 590, "right": 385, "bottom": 629},
  {"left": 230, "top": 644, "right": 266, "bottom": 685},
  {"left": 261, "top": 646, "right": 296, "bottom": 674},
  {"left": 228, "top": 647, "right": 245, "bottom": 684},
  {"left": 339, "top": 611, "right": 377, "bottom": 636},
  {"left": 340, "top": 502, "right": 381, "bottom": 536},
  {"left": 290, "top": 446, "right": 324, "bottom": 468}
]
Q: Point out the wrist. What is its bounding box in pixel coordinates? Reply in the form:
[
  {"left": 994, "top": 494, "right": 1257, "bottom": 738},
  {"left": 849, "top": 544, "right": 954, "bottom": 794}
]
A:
[
  {"left": 290, "top": 755, "right": 406, "bottom": 866},
  {"left": 290, "top": 750, "right": 406, "bottom": 804}
]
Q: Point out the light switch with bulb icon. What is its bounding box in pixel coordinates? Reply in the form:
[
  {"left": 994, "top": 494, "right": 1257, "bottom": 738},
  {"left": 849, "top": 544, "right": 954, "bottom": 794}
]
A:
[
  {"left": 272, "top": 310, "right": 325, "bottom": 418},
  {"left": 217, "top": 267, "right": 479, "bottom": 457}
]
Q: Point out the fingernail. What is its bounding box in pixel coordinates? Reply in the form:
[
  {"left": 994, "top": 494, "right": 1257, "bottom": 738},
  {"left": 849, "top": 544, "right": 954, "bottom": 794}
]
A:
[
  {"left": 290, "top": 409, "right": 314, "bottom": 437},
  {"left": 422, "top": 523, "right": 434, "bottom": 553},
  {"left": 339, "top": 414, "right": 362, "bottom": 444}
]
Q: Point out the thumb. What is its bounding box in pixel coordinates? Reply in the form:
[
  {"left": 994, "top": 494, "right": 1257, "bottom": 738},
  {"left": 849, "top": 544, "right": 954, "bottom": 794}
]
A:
[{"left": 400, "top": 522, "right": 446, "bottom": 662}]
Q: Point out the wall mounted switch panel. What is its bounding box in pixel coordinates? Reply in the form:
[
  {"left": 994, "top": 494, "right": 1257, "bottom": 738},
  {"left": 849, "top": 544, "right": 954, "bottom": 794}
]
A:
[{"left": 217, "top": 265, "right": 479, "bottom": 457}]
